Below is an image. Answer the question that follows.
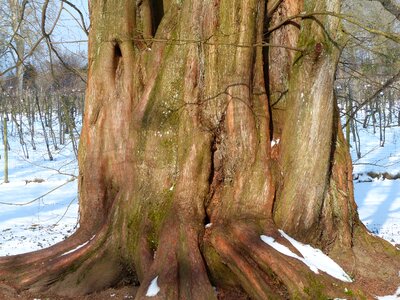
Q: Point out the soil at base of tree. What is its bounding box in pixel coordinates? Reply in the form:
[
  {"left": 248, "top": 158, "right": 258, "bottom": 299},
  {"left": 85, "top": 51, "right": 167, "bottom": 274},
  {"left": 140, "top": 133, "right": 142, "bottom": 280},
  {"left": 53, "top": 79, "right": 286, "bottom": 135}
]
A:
[
  {"left": 0, "top": 284, "right": 254, "bottom": 300},
  {"left": 0, "top": 285, "right": 138, "bottom": 300}
]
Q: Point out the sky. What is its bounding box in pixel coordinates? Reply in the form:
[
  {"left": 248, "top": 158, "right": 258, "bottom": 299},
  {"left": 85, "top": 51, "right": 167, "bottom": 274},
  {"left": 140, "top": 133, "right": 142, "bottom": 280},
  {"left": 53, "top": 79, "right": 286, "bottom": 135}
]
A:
[
  {"left": 51, "top": 0, "right": 89, "bottom": 59},
  {"left": 0, "top": 0, "right": 89, "bottom": 77}
]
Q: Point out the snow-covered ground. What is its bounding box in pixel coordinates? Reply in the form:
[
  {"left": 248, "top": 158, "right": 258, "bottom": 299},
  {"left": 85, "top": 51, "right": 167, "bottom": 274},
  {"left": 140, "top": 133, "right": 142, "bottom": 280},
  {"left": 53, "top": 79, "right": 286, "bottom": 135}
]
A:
[
  {"left": 261, "top": 230, "right": 353, "bottom": 282},
  {"left": 351, "top": 123, "right": 400, "bottom": 245},
  {"left": 0, "top": 116, "right": 79, "bottom": 255},
  {"left": 351, "top": 124, "right": 400, "bottom": 176},
  {"left": 2, "top": 115, "right": 400, "bottom": 250}
]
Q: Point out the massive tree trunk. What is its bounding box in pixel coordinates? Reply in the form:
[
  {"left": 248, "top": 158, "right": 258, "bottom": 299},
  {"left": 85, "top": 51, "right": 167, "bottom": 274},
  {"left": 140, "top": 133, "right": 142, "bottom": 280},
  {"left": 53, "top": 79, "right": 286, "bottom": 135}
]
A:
[{"left": 1, "top": 0, "right": 400, "bottom": 299}]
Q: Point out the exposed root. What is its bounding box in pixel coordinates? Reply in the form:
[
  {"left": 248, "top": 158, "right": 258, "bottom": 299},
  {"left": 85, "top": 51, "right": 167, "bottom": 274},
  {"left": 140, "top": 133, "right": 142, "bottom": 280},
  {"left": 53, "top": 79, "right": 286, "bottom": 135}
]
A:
[
  {"left": 342, "top": 223, "right": 400, "bottom": 297},
  {"left": 0, "top": 215, "right": 397, "bottom": 300},
  {"left": 0, "top": 222, "right": 124, "bottom": 296},
  {"left": 204, "top": 221, "right": 375, "bottom": 300},
  {"left": 135, "top": 216, "right": 216, "bottom": 300},
  {"left": 211, "top": 232, "right": 287, "bottom": 299}
]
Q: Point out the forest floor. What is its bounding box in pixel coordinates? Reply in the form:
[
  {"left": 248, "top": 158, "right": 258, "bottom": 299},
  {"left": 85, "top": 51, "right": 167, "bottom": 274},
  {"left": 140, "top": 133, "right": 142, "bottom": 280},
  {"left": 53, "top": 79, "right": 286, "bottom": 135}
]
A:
[
  {"left": 0, "top": 285, "right": 138, "bottom": 300},
  {"left": 351, "top": 123, "right": 400, "bottom": 247},
  {"left": 0, "top": 130, "right": 79, "bottom": 256}
]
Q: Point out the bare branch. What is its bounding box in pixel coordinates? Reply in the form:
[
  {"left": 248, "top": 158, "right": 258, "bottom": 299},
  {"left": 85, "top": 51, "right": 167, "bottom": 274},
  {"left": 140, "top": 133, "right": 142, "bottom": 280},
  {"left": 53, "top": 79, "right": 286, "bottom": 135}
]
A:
[
  {"left": 61, "top": 0, "right": 89, "bottom": 35},
  {"left": 342, "top": 68, "right": 400, "bottom": 128},
  {"left": 1, "top": 0, "right": 60, "bottom": 78},
  {"left": 40, "top": 0, "right": 87, "bottom": 83},
  {"left": 6, "top": 0, "right": 29, "bottom": 52},
  {"left": 267, "top": 11, "right": 400, "bottom": 44},
  {"left": 0, "top": 178, "right": 76, "bottom": 206}
]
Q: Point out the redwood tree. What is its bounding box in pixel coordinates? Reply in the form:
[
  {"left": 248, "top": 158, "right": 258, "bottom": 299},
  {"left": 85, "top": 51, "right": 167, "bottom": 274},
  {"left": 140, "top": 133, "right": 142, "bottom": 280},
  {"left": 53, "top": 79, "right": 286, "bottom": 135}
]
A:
[{"left": 1, "top": 0, "right": 400, "bottom": 299}]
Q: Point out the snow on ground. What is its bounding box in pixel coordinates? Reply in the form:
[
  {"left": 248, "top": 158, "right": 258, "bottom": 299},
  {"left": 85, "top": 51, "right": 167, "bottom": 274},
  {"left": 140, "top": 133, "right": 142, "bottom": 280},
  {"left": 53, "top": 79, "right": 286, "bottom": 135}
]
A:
[
  {"left": 0, "top": 117, "right": 79, "bottom": 256},
  {"left": 261, "top": 230, "right": 352, "bottom": 282},
  {"left": 377, "top": 287, "right": 400, "bottom": 300},
  {"left": 1, "top": 117, "right": 400, "bottom": 251},
  {"left": 354, "top": 179, "right": 400, "bottom": 244},
  {"left": 351, "top": 123, "right": 400, "bottom": 175},
  {"left": 351, "top": 124, "right": 400, "bottom": 245},
  {"left": 350, "top": 121, "right": 400, "bottom": 299},
  {"left": 60, "top": 235, "right": 95, "bottom": 257}
]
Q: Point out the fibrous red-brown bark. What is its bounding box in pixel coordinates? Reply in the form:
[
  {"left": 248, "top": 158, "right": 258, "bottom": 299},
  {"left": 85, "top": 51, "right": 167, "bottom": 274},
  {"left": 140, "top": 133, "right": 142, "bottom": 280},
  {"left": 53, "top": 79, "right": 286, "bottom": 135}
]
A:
[{"left": 0, "top": 0, "right": 400, "bottom": 299}]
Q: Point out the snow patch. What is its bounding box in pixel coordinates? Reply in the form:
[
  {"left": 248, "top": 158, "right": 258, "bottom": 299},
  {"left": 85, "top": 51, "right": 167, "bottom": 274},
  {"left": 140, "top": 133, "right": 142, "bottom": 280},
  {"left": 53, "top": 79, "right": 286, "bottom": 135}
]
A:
[
  {"left": 205, "top": 223, "right": 212, "bottom": 228},
  {"left": 146, "top": 276, "right": 160, "bottom": 297},
  {"left": 260, "top": 235, "right": 303, "bottom": 261},
  {"left": 260, "top": 230, "right": 352, "bottom": 282},
  {"left": 271, "top": 138, "right": 280, "bottom": 147},
  {"left": 353, "top": 173, "right": 373, "bottom": 183},
  {"left": 60, "top": 241, "right": 89, "bottom": 256},
  {"left": 60, "top": 235, "right": 95, "bottom": 257},
  {"left": 376, "top": 286, "right": 400, "bottom": 300},
  {"left": 354, "top": 179, "right": 400, "bottom": 245}
]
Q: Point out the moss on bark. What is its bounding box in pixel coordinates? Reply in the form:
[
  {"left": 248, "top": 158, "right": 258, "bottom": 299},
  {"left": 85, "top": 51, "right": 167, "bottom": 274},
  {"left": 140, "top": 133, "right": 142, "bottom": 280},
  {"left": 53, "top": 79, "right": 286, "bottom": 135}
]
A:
[{"left": 0, "top": 0, "right": 399, "bottom": 299}]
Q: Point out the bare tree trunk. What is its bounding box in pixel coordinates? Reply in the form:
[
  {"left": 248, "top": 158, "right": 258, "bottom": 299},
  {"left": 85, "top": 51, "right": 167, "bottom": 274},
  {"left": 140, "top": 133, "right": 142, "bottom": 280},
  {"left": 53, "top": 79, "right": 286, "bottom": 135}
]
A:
[
  {"left": 9, "top": 0, "right": 25, "bottom": 96},
  {"left": 382, "top": 98, "right": 386, "bottom": 147},
  {"left": 2, "top": 112, "right": 9, "bottom": 184},
  {"left": 0, "top": 1, "right": 399, "bottom": 299},
  {"left": 25, "top": 91, "right": 37, "bottom": 150},
  {"left": 35, "top": 93, "right": 53, "bottom": 161},
  {"left": 351, "top": 117, "right": 362, "bottom": 159},
  {"left": 11, "top": 111, "right": 29, "bottom": 159},
  {"left": 346, "top": 94, "right": 351, "bottom": 145},
  {"left": 57, "top": 96, "right": 64, "bottom": 145},
  {"left": 62, "top": 95, "right": 78, "bottom": 157},
  {"left": 348, "top": 85, "right": 361, "bottom": 158}
]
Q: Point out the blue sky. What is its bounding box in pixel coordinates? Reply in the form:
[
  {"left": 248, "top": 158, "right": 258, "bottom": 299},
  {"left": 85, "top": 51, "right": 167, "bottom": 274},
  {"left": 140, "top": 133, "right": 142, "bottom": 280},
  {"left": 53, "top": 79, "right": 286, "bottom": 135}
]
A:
[{"left": 52, "top": 0, "right": 89, "bottom": 59}]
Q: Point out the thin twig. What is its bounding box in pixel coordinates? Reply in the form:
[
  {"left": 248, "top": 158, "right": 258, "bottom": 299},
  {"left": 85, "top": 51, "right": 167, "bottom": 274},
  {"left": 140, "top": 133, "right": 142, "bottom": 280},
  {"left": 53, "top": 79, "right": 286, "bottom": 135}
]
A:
[
  {"left": 0, "top": 177, "right": 75, "bottom": 206},
  {"left": 53, "top": 196, "right": 77, "bottom": 226}
]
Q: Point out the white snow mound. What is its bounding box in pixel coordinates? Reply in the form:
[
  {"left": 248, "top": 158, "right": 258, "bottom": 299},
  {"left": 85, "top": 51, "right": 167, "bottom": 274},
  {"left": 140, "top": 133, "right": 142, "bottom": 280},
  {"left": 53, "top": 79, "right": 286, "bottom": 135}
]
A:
[
  {"left": 260, "top": 230, "right": 352, "bottom": 282},
  {"left": 146, "top": 276, "right": 160, "bottom": 297}
]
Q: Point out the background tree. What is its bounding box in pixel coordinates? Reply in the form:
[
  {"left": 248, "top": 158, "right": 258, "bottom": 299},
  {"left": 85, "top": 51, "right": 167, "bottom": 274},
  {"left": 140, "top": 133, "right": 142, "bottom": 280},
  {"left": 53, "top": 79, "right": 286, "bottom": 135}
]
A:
[
  {"left": 1, "top": 109, "right": 8, "bottom": 183},
  {"left": 0, "top": 1, "right": 400, "bottom": 299},
  {"left": 336, "top": 0, "right": 400, "bottom": 161},
  {"left": 0, "top": 0, "right": 87, "bottom": 181}
]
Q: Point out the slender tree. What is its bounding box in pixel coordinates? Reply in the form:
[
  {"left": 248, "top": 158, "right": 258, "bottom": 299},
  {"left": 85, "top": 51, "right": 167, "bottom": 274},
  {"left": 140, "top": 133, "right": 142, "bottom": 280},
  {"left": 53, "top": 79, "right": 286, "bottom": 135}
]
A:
[
  {"left": 0, "top": 1, "right": 399, "bottom": 299},
  {"left": 2, "top": 111, "right": 8, "bottom": 183},
  {"left": 8, "top": 0, "right": 26, "bottom": 95}
]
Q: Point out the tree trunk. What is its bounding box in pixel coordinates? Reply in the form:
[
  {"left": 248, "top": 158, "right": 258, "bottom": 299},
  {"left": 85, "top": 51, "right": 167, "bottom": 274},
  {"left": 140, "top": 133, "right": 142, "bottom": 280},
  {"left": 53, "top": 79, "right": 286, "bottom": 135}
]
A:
[
  {"left": 2, "top": 112, "right": 9, "bottom": 184},
  {"left": 9, "top": 0, "right": 25, "bottom": 97},
  {"left": 0, "top": 0, "right": 400, "bottom": 299}
]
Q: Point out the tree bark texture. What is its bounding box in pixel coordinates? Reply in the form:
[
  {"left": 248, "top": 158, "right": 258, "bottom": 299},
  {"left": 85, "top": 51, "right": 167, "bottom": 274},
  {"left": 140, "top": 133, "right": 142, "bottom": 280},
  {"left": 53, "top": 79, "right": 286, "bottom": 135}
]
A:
[{"left": 0, "top": 0, "right": 400, "bottom": 299}]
